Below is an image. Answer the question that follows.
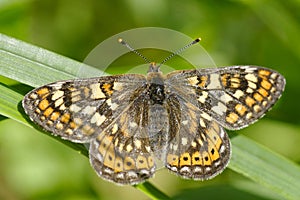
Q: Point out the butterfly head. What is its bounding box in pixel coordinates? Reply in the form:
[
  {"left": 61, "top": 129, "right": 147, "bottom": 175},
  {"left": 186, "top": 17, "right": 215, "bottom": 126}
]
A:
[{"left": 148, "top": 62, "right": 161, "bottom": 73}]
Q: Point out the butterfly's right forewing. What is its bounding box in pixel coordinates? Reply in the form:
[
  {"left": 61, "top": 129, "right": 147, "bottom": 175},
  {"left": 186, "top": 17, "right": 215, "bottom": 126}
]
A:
[
  {"left": 166, "top": 66, "right": 285, "bottom": 130},
  {"left": 22, "top": 74, "right": 147, "bottom": 143}
]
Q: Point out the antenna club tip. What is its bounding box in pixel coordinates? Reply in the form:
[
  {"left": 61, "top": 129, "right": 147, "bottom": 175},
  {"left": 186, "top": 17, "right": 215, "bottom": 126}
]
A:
[
  {"left": 194, "top": 37, "right": 201, "bottom": 43},
  {"left": 118, "top": 38, "right": 124, "bottom": 43}
]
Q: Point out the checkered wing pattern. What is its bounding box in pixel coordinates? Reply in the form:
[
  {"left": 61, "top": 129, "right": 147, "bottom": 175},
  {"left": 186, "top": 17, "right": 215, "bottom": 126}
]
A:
[
  {"left": 87, "top": 83, "right": 174, "bottom": 184},
  {"left": 163, "top": 66, "right": 285, "bottom": 179},
  {"left": 22, "top": 75, "right": 147, "bottom": 142},
  {"left": 165, "top": 94, "right": 231, "bottom": 180},
  {"left": 22, "top": 64, "right": 285, "bottom": 185},
  {"left": 89, "top": 97, "right": 158, "bottom": 185},
  {"left": 166, "top": 66, "right": 285, "bottom": 130}
]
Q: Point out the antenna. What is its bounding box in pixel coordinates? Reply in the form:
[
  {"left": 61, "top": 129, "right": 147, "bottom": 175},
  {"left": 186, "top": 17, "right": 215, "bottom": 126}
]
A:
[
  {"left": 118, "top": 38, "right": 151, "bottom": 64},
  {"left": 118, "top": 37, "right": 201, "bottom": 68},
  {"left": 158, "top": 38, "right": 201, "bottom": 67}
]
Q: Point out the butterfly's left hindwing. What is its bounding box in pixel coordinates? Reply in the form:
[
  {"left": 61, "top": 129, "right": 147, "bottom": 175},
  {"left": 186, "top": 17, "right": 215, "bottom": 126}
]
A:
[{"left": 165, "top": 94, "right": 231, "bottom": 180}]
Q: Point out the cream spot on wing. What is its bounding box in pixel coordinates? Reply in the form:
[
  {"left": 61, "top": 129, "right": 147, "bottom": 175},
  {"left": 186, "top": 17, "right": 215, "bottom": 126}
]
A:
[
  {"left": 82, "top": 106, "right": 96, "bottom": 115},
  {"left": 270, "top": 87, "right": 276, "bottom": 93},
  {"left": 211, "top": 102, "right": 227, "bottom": 116},
  {"left": 126, "top": 144, "right": 133, "bottom": 152},
  {"left": 233, "top": 89, "right": 244, "bottom": 99},
  {"left": 205, "top": 167, "right": 211, "bottom": 172},
  {"left": 113, "top": 82, "right": 123, "bottom": 90},
  {"left": 134, "top": 139, "right": 141, "bottom": 149},
  {"left": 172, "top": 144, "right": 178, "bottom": 151},
  {"left": 245, "top": 73, "right": 258, "bottom": 83},
  {"left": 73, "top": 118, "right": 83, "bottom": 126},
  {"left": 191, "top": 141, "right": 197, "bottom": 147},
  {"left": 51, "top": 90, "right": 64, "bottom": 101},
  {"left": 270, "top": 73, "right": 278, "bottom": 79},
  {"left": 111, "top": 124, "right": 118, "bottom": 134},
  {"left": 219, "top": 145, "right": 225, "bottom": 153},
  {"left": 182, "top": 120, "right": 188, "bottom": 125},
  {"left": 248, "top": 81, "right": 257, "bottom": 89},
  {"left": 246, "top": 112, "right": 252, "bottom": 119},
  {"left": 71, "top": 95, "right": 81, "bottom": 102},
  {"left": 91, "top": 112, "right": 106, "bottom": 126},
  {"left": 56, "top": 123, "right": 63, "bottom": 130},
  {"left": 200, "top": 118, "right": 206, "bottom": 127},
  {"left": 181, "top": 137, "right": 188, "bottom": 146},
  {"left": 220, "top": 93, "right": 233, "bottom": 103},
  {"left": 220, "top": 127, "right": 225, "bottom": 138},
  {"left": 70, "top": 104, "right": 81, "bottom": 112},
  {"left": 118, "top": 143, "right": 124, "bottom": 152},
  {"left": 246, "top": 88, "right": 254, "bottom": 93},
  {"left": 71, "top": 91, "right": 81, "bottom": 97},
  {"left": 114, "top": 138, "right": 119, "bottom": 147},
  {"left": 59, "top": 104, "right": 66, "bottom": 110},
  {"left": 262, "top": 100, "right": 268, "bottom": 107},
  {"left": 90, "top": 83, "right": 105, "bottom": 99},
  {"left": 197, "top": 138, "right": 203, "bottom": 146},
  {"left": 35, "top": 108, "right": 41, "bottom": 114},
  {"left": 200, "top": 112, "right": 212, "bottom": 121},
  {"left": 29, "top": 93, "right": 38, "bottom": 99},
  {"left": 145, "top": 145, "right": 151, "bottom": 152},
  {"left": 54, "top": 98, "right": 64, "bottom": 108},
  {"left": 245, "top": 67, "right": 256, "bottom": 73},
  {"left": 46, "top": 120, "right": 53, "bottom": 126},
  {"left": 253, "top": 105, "right": 261, "bottom": 113},
  {"left": 129, "top": 121, "right": 137, "bottom": 128},
  {"left": 214, "top": 160, "right": 221, "bottom": 167},
  {"left": 65, "top": 128, "right": 73, "bottom": 135},
  {"left": 106, "top": 98, "right": 118, "bottom": 110},
  {"left": 187, "top": 76, "right": 198, "bottom": 85},
  {"left": 197, "top": 91, "right": 208, "bottom": 104},
  {"left": 207, "top": 74, "right": 222, "bottom": 89}
]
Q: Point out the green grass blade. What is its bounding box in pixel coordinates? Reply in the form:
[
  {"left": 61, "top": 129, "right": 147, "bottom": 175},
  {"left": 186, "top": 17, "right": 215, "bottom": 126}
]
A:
[
  {"left": 134, "top": 182, "right": 171, "bottom": 200},
  {"left": 0, "top": 33, "right": 106, "bottom": 87},
  {"left": 238, "top": 0, "right": 300, "bottom": 60},
  {"left": 1, "top": 33, "right": 300, "bottom": 199},
  {"left": 231, "top": 136, "right": 300, "bottom": 200},
  {"left": 0, "top": 33, "right": 170, "bottom": 200},
  {"left": 0, "top": 83, "right": 26, "bottom": 125}
]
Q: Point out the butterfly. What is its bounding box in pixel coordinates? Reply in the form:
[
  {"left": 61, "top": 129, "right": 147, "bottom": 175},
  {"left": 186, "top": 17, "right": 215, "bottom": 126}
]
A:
[{"left": 22, "top": 39, "right": 285, "bottom": 185}]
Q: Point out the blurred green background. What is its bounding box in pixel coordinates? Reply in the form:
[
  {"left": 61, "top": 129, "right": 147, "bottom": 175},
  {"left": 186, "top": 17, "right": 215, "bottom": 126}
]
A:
[{"left": 0, "top": 0, "right": 300, "bottom": 199}]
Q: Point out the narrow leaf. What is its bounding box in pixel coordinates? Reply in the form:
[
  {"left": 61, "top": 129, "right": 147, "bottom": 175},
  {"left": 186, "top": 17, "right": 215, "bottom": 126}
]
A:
[
  {"left": 0, "top": 33, "right": 169, "bottom": 199},
  {"left": 1, "top": 33, "right": 299, "bottom": 200}
]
